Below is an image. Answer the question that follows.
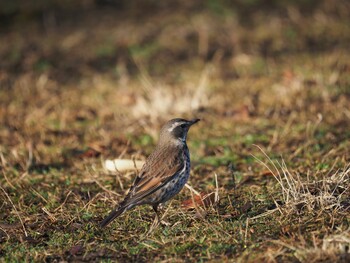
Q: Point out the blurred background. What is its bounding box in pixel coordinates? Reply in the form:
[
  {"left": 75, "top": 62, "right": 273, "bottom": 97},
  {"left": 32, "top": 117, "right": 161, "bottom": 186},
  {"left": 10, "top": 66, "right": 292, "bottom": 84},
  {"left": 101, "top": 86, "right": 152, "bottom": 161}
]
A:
[
  {"left": 1, "top": 0, "right": 349, "bottom": 159},
  {"left": 1, "top": 0, "right": 349, "bottom": 140}
]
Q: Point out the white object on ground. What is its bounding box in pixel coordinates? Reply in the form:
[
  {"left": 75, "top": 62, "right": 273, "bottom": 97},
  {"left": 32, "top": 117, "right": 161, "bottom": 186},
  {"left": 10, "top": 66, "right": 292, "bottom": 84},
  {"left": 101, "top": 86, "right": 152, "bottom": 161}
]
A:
[{"left": 104, "top": 159, "right": 144, "bottom": 172}]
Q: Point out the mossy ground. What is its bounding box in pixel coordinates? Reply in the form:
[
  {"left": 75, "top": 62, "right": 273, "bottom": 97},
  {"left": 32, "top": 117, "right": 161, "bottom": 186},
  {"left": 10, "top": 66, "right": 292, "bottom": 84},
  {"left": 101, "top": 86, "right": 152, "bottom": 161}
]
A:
[{"left": 0, "top": 1, "right": 349, "bottom": 262}]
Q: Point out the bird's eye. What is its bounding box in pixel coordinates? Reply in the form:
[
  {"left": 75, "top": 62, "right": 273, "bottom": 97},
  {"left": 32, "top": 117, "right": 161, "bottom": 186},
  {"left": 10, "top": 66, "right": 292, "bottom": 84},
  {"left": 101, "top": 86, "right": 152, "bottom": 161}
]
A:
[{"left": 180, "top": 124, "right": 186, "bottom": 128}]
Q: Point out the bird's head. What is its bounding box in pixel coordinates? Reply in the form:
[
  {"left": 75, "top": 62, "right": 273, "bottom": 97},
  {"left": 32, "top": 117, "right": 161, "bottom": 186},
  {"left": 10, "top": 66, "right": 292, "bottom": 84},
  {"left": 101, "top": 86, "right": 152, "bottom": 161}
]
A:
[{"left": 159, "top": 118, "right": 200, "bottom": 144}]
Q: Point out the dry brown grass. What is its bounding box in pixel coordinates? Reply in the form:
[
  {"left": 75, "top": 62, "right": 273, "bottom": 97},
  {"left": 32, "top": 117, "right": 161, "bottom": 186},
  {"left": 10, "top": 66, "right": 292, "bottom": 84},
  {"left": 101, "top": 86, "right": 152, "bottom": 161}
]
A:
[{"left": 254, "top": 147, "right": 349, "bottom": 216}]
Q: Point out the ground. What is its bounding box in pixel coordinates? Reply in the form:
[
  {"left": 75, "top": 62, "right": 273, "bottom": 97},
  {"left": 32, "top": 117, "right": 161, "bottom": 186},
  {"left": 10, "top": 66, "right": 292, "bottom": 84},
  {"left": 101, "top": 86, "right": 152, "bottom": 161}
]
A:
[{"left": 0, "top": 0, "right": 350, "bottom": 262}]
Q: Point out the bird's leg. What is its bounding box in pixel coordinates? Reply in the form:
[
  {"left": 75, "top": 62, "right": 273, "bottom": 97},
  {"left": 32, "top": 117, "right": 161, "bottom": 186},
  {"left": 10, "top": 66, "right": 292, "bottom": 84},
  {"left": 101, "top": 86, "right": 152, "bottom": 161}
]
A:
[
  {"left": 152, "top": 204, "right": 160, "bottom": 226},
  {"left": 147, "top": 204, "right": 160, "bottom": 234},
  {"left": 158, "top": 203, "right": 171, "bottom": 226}
]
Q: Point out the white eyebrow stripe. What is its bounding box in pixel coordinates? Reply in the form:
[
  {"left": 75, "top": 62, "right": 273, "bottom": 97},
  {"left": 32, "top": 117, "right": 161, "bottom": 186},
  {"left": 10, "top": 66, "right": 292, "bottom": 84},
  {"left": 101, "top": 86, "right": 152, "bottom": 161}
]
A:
[{"left": 167, "top": 122, "right": 185, "bottom": 132}]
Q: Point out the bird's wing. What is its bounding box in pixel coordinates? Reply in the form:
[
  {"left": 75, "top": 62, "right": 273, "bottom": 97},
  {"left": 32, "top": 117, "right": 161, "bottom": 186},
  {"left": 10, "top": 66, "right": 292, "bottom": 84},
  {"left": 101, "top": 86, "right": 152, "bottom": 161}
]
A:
[{"left": 121, "top": 145, "right": 184, "bottom": 207}]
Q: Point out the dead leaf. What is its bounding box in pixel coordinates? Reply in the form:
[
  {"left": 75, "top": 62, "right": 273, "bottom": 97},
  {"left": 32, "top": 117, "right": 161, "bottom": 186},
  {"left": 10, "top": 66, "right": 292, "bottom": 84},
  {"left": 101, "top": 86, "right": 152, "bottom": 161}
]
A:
[
  {"left": 283, "top": 69, "right": 295, "bottom": 83},
  {"left": 67, "top": 147, "right": 101, "bottom": 159},
  {"left": 223, "top": 105, "right": 250, "bottom": 120},
  {"left": 70, "top": 245, "right": 83, "bottom": 256},
  {"left": 260, "top": 170, "right": 274, "bottom": 177},
  {"left": 181, "top": 192, "right": 217, "bottom": 210}
]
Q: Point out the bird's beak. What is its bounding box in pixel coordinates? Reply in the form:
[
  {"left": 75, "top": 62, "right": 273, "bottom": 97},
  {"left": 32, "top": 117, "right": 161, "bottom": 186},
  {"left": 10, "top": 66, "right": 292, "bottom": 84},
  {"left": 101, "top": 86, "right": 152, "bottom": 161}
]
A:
[{"left": 189, "top": 118, "right": 200, "bottom": 125}]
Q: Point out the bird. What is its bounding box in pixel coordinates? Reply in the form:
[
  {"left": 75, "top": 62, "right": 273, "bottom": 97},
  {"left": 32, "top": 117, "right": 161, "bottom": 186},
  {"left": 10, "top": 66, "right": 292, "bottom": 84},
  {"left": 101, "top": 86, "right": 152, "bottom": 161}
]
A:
[{"left": 100, "top": 118, "right": 200, "bottom": 228}]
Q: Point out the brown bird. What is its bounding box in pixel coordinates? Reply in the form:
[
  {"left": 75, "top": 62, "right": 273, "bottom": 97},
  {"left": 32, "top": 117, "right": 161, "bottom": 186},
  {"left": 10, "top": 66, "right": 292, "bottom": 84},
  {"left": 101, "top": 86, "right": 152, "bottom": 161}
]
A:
[{"left": 100, "top": 118, "right": 200, "bottom": 228}]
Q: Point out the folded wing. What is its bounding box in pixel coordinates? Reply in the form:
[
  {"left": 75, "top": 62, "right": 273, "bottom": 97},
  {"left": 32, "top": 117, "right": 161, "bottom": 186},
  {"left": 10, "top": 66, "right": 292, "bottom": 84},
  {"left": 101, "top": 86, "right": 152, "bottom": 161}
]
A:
[{"left": 122, "top": 145, "right": 184, "bottom": 208}]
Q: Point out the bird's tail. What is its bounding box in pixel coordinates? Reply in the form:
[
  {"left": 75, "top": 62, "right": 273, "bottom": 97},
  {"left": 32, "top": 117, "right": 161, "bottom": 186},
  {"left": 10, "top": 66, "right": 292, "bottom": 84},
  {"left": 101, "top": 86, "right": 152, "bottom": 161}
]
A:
[{"left": 100, "top": 206, "right": 126, "bottom": 228}]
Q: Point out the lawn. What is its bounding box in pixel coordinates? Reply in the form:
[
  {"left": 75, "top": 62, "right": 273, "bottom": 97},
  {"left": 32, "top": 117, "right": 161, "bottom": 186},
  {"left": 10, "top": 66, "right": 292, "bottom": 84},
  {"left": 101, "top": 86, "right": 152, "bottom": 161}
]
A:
[{"left": 0, "top": 0, "right": 349, "bottom": 262}]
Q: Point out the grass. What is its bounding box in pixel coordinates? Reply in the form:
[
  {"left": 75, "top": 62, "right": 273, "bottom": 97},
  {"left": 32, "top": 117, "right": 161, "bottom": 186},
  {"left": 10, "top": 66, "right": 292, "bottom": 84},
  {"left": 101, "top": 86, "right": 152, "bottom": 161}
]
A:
[{"left": 1, "top": 0, "right": 350, "bottom": 262}]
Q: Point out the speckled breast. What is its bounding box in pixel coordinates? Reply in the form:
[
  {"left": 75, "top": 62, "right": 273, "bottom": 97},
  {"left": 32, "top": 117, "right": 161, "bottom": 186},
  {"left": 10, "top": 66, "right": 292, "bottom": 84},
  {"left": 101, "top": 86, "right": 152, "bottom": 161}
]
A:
[{"left": 149, "top": 148, "right": 191, "bottom": 205}]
